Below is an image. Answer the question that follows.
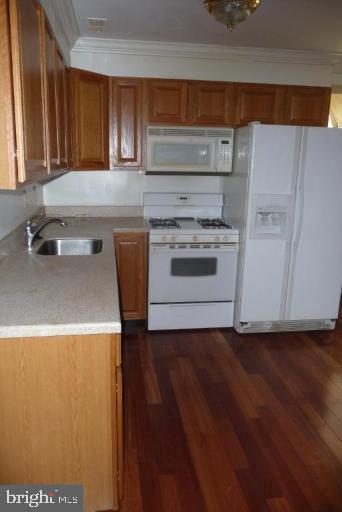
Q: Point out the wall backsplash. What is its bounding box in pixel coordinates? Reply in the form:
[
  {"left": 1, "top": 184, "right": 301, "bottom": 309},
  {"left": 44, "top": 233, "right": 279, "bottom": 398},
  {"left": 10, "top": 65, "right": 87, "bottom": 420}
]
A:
[
  {"left": 0, "top": 185, "right": 44, "bottom": 240},
  {"left": 43, "top": 171, "right": 225, "bottom": 207}
]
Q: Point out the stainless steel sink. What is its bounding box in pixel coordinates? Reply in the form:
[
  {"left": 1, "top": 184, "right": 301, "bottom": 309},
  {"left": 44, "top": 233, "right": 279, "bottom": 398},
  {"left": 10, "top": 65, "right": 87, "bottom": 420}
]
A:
[{"left": 36, "top": 238, "right": 103, "bottom": 256}]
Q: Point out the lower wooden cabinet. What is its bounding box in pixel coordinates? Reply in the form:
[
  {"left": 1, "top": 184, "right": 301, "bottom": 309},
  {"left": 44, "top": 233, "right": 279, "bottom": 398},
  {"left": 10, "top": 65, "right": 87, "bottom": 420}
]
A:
[
  {"left": 114, "top": 232, "right": 148, "bottom": 320},
  {"left": 0, "top": 333, "right": 123, "bottom": 512}
]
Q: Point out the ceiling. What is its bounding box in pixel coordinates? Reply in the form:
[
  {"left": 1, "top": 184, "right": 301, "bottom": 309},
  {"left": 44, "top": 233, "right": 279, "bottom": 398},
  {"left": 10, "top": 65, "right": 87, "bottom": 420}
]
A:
[{"left": 71, "top": 0, "right": 342, "bottom": 55}]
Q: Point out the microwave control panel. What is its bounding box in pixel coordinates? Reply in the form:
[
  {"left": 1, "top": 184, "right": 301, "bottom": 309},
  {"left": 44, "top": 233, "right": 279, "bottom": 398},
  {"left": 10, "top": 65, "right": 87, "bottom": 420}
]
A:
[{"left": 217, "top": 139, "right": 233, "bottom": 173}]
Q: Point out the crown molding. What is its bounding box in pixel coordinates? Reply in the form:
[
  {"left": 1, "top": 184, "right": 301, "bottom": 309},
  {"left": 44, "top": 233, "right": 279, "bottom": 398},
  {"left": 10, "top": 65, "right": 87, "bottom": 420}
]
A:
[
  {"left": 53, "top": 0, "right": 79, "bottom": 51},
  {"left": 72, "top": 37, "right": 342, "bottom": 67}
]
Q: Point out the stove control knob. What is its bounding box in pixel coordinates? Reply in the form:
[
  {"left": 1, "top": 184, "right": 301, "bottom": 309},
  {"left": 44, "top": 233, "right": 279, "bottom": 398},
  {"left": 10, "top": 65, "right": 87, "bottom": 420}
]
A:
[
  {"left": 193, "top": 235, "right": 198, "bottom": 242},
  {"left": 215, "top": 236, "right": 220, "bottom": 242},
  {"left": 223, "top": 235, "right": 229, "bottom": 241},
  {"left": 162, "top": 235, "right": 167, "bottom": 242},
  {"left": 171, "top": 236, "right": 176, "bottom": 242}
]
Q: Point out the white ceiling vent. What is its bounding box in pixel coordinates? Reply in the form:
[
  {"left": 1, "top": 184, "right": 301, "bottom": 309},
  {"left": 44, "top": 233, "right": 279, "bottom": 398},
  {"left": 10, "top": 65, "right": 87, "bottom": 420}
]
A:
[{"left": 86, "top": 18, "right": 109, "bottom": 33}]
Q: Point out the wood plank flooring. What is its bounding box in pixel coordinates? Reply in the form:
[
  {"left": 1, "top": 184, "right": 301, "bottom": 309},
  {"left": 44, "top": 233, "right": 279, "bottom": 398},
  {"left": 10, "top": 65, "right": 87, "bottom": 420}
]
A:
[{"left": 121, "top": 319, "right": 342, "bottom": 512}]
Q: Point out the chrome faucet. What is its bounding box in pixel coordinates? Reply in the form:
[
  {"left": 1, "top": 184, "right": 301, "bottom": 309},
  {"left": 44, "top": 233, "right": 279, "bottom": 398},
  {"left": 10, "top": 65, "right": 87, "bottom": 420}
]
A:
[{"left": 25, "top": 218, "right": 67, "bottom": 249}]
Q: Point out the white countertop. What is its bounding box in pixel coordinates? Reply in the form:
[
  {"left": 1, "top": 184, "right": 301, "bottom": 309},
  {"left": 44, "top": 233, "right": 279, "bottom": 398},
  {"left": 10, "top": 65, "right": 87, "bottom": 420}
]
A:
[{"left": 0, "top": 217, "right": 149, "bottom": 338}]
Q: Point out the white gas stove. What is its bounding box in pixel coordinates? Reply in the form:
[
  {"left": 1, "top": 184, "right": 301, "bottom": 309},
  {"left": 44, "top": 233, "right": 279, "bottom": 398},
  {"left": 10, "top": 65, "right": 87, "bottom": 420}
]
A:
[{"left": 144, "top": 193, "right": 239, "bottom": 331}]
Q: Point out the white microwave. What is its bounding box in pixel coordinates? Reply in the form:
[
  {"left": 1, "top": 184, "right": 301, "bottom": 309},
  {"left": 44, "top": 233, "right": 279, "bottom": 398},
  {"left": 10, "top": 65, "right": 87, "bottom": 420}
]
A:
[{"left": 146, "top": 125, "right": 234, "bottom": 175}]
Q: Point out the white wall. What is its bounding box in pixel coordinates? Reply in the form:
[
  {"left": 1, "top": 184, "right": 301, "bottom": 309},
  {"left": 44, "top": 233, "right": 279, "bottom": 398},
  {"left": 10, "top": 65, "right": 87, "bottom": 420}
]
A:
[
  {"left": 0, "top": 185, "right": 44, "bottom": 240},
  {"left": 334, "top": 73, "right": 342, "bottom": 86},
  {"left": 43, "top": 171, "right": 224, "bottom": 206}
]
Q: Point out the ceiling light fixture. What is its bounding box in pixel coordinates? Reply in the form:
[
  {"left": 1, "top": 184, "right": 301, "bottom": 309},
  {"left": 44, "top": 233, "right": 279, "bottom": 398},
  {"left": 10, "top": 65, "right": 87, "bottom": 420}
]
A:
[{"left": 204, "top": 0, "right": 262, "bottom": 31}]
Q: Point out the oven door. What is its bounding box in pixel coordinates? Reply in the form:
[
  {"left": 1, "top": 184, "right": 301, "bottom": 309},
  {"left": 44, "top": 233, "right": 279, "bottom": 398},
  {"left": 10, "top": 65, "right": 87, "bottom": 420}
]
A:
[{"left": 149, "top": 244, "right": 238, "bottom": 303}]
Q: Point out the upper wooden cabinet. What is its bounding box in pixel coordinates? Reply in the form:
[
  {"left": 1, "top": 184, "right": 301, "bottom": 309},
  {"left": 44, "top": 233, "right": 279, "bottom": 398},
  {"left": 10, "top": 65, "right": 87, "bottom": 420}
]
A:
[
  {"left": 0, "top": 0, "right": 70, "bottom": 190},
  {"left": 190, "top": 82, "right": 235, "bottom": 125},
  {"left": 42, "top": 16, "right": 59, "bottom": 172},
  {"left": 9, "top": 0, "right": 48, "bottom": 182},
  {"left": 0, "top": 0, "right": 17, "bottom": 189},
  {"left": 72, "top": 69, "right": 109, "bottom": 169},
  {"left": 112, "top": 78, "right": 143, "bottom": 168},
  {"left": 56, "top": 48, "right": 67, "bottom": 168},
  {"left": 235, "top": 83, "right": 285, "bottom": 126},
  {"left": 65, "top": 67, "right": 73, "bottom": 167},
  {"left": 114, "top": 232, "right": 148, "bottom": 320},
  {"left": 147, "top": 79, "right": 188, "bottom": 124},
  {"left": 284, "top": 86, "right": 331, "bottom": 127}
]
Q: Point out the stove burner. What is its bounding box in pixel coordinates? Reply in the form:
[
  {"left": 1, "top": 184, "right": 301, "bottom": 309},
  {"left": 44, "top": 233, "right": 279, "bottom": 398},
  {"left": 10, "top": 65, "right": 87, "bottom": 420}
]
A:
[
  {"left": 149, "top": 218, "right": 181, "bottom": 229},
  {"left": 197, "top": 218, "right": 232, "bottom": 229}
]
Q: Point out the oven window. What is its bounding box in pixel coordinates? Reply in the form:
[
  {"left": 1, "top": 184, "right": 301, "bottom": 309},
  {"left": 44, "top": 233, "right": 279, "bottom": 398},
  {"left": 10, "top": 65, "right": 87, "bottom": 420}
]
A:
[{"left": 171, "top": 258, "right": 217, "bottom": 277}]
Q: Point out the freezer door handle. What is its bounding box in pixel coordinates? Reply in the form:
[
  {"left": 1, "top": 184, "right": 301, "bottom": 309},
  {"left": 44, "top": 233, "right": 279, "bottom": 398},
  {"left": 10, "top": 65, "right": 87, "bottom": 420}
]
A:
[{"left": 284, "top": 128, "right": 307, "bottom": 318}]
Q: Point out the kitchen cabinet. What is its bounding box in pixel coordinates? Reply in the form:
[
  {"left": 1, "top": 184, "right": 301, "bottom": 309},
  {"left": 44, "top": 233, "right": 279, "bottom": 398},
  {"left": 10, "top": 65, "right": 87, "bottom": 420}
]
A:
[
  {"left": 147, "top": 79, "right": 188, "bottom": 124},
  {"left": 8, "top": 0, "right": 48, "bottom": 183},
  {"left": 0, "top": 333, "right": 122, "bottom": 512},
  {"left": 190, "top": 82, "right": 235, "bottom": 125},
  {"left": 235, "top": 83, "right": 285, "bottom": 125},
  {"left": 65, "top": 67, "right": 73, "bottom": 167},
  {"left": 0, "top": 0, "right": 70, "bottom": 190},
  {"left": 72, "top": 68, "right": 110, "bottom": 169},
  {"left": 112, "top": 78, "right": 143, "bottom": 168},
  {"left": 114, "top": 232, "right": 148, "bottom": 320},
  {"left": 56, "top": 48, "right": 67, "bottom": 168},
  {"left": 0, "top": 0, "right": 17, "bottom": 189},
  {"left": 284, "top": 86, "right": 331, "bottom": 126},
  {"left": 42, "top": 14, "right": 59, "bottom": 171}
]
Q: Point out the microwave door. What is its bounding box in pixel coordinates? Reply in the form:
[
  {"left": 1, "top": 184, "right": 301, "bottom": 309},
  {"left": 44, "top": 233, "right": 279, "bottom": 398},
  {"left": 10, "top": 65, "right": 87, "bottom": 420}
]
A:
[{"left": 147, "top": 136, "right": 217, "bottom": 173}]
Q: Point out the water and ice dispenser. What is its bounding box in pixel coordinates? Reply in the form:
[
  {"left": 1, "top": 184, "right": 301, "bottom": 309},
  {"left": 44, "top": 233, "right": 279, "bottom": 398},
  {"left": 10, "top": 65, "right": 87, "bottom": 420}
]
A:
[{"left": 250, "top": 194, "right": 292, "bottom": 239}]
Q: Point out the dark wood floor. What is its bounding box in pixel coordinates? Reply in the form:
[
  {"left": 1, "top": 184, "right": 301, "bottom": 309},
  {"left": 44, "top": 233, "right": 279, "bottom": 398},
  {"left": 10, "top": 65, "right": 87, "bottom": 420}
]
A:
[{"left": 121, "top": 319, "right": 342, "bottom": 512}]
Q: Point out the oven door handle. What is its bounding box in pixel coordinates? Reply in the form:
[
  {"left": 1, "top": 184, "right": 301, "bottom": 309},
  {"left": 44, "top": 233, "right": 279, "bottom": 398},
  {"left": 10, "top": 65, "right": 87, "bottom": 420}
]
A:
[
  {"left": 168, "top": 303, "right": 223, "bottom": 308},
  {"left": 150, "top": 244, "right": 239, "bottom": 252}
]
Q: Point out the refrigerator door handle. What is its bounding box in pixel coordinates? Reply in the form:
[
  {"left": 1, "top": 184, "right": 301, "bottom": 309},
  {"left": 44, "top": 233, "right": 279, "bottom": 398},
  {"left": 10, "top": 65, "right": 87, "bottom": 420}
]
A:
[{"left": 284, "top": 128, "right": 308, "bottom": 318}]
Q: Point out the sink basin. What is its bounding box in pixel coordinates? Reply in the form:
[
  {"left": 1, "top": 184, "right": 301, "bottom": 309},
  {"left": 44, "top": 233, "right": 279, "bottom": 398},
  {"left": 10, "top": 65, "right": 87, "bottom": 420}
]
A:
[{"left": 37, "top": 238, "right": 102, "bottom": 256}]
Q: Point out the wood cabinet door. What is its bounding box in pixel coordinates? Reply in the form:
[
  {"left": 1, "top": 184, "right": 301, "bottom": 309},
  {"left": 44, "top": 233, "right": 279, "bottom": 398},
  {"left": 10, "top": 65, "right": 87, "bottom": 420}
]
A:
[
  {"left": 56, "top": 48, "right": 67, "bottom": 168},
  {"left": 147, "top": 79, "right": 188, "bottom": 124},
  {"left": 0, "top": 0, "right": 17, "bottom": 189},
  {"left": 115, "top": 365, "right": 123, "bottom": 502},
  {"left": 72, "top": 69, "right": 109, "bottom": 169},
  {"left": 114, "top": 233, "right": 147, "bottom": 320},
  {"left": 112, "top": 78, "right": 143, "bottom": 168},
  {"left": 190, "top": 82, "right": 234, "bottom": 125},
  {"left": 284, "top": 86, "right": 331, "bottom": 127},
  {"left": 10, "top": 0, "right": 47, "bottom": 182},
  {"left": 42, "top": 15, "right": 59, "bottom": 171},
  {"left": 235, "top": 83, "right": 285, "bottom": 126},
  {"left": 65, "top": 67, "right": 73, "bottom": 167}
]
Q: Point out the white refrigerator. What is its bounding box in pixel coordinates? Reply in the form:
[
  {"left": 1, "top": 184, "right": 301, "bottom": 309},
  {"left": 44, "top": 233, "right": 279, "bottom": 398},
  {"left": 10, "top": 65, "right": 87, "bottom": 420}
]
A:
[{"left": 224, "top": 124, "right": 342, "bottom": 333}]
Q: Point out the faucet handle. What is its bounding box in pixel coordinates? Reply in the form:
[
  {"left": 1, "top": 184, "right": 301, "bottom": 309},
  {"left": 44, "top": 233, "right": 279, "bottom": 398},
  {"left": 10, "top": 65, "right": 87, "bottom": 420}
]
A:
[{"left": 25, "top": 219, "right": 33, "bottom": 231}]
